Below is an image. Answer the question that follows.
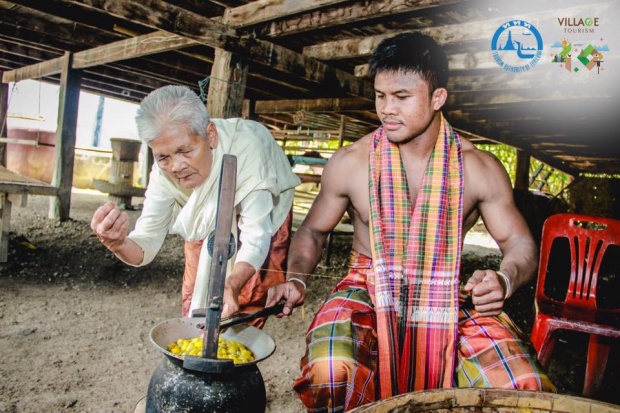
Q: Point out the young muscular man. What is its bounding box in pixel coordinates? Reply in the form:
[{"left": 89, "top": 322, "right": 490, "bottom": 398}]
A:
[{"left": 267, "top": 32, "right": 554, "bottom": 412}]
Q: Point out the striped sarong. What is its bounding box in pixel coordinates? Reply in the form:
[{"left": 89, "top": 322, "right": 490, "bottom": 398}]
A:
[
  {"left": 293, "top": 252, "right": 554, "bottom": 412},
  {"left": 456, "top": 308, "right": 555, "bottom": 390},
  {"left": 294, "top": 253, "right": 378, "bottom": 412}
]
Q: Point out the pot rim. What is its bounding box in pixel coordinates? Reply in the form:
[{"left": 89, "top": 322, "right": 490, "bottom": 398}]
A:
[{"left": 149, "top": 317, "right": 276, "bottom": 367}]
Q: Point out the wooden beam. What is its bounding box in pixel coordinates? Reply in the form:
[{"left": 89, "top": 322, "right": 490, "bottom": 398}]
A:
[
  {"left": 0, "top": 15, "right": 213, "bottom": 83},
  {"left": 255, "top": 98, "right": 373, "bottom": 114},
  {"left": 0, "top": 47, "right": 184, "bottom": 98},
  {"left": 446, "top": 85, "right": 612, "bottom": 108},
  {"left": 446, "top": 97, "right": 610, "bottom": 122},
  {"left": 1, "top": 32, "right": 298, "bottom": 100},
  {"left": 48, "top": 52, "right": 81, "bottom": 221},
  {"left": 0, "top": 29, "right": 320, "bottom": 101},
  {"left": 224, "top": 0, "right": 351, "bottom": 28},
  {"left": 304, "top": 34, "right": 392, "bottom": 62},
  {"left": 1, "top": 56, "right": 155, "bottom": 104},
  {"left": 81, "top": 65, "right": 195, "bottom": 92},
  {"left": 2, "top": 56, "right": 65, "bottom": 83},
  {"left": 139, "top": 3, "right": 372, "bottom": 98},
  {"left": 209, "top": 0, "right": 250, "bottom": 8},
  {"left": 55, "top": 0, "right": 234, "bottom": 47},
  {"left": 302, "top": 2, "right": 611, "bottom": 61},
  {"left": 355, "top": 50, "right": 509, "bottom": 77},
  {"left": 452, "top": 119, "right": 577, "bottom": 175},
  {"left": 1, "top": 30, "right": 200, "bottom": 83},
  {"left": 255, "top": 0, "right": 463, "bottom": 37},
  {"left": 448, "top": 69, "right": 598, "bottom": 93},
  {"left": 235, "top": 38, "right": 374, "bottom": 99},
  {"left": 0, "top": 182, "right": 59, "bottom": 197},
  {"left": 449, "top": 115, "right": 613, "bottom": 176},
  {"left": 10, "top": 0, "right": 372, "bottom": 100},
  {"left": 72, "top": 31, "right": 198, "bottom": 69},
  {"left": 358, "top": 46, "right": 618, "bottom": 77},
  {"left": 0, "top": 38, "right": 307, "bottom": 103},
  {"left": 160, "top": 0, "right": 224, "bottom": 17},
  {"left": 306, "top": 29, "right": 479, "bottom": 62},
  {"left": 0, "top": 2, "right": 124, "bottom": 47}
]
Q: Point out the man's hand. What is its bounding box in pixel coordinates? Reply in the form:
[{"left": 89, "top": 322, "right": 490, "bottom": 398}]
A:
[
  {"left": 265, "top": 279, "right": 306, "bottom": 317},
  {"left": 90, "top": 201, "right": 129, "bottom": 252},
  {"left": 463, "top": 269, "right": 508, "bottom": 317}
]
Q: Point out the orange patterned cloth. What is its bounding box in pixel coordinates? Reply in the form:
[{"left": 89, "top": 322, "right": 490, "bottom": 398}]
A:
[{"left": 181, "top": 211, "right": 292, "bottom": 328}]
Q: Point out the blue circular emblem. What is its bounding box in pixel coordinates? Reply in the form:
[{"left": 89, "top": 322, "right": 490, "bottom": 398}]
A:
[{"left": 491, "top": 20, "right": 543, "bottom": 72}]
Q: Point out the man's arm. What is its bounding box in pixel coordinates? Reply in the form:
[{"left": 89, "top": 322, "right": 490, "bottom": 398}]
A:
[
  {"left": 266, "top": 147, "right": 355, "bottom": 315},
  {"left": 464, "top": 150, "right": 538, "bottom": 316}
]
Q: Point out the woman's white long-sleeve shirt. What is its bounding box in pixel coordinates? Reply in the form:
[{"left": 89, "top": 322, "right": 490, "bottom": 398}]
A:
[
  {"left": 125, "top": 118, "right": 300, "bottom": 273},
  {"left": 128, "top": 182, "right": 274, "bottom": 271}
]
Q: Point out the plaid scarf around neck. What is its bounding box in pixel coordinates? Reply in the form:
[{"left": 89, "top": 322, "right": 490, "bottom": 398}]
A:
[{"left": 368, "top": 115, "right": 464, "bottom": 397}]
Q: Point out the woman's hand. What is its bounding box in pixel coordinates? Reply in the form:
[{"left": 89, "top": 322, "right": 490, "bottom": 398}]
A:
[
  {"left": 221, "top": 262, "right": 256, "bottom": 319},
  {"left": 90, "top": 201, "right": 129, "bottom": 252},
  {"left": 221, "top": 284, "right": 241, "bottom": 320}
]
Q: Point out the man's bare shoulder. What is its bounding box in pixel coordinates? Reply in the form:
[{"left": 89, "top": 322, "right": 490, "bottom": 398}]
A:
[
  {"left": 461, "top": 138, "right": 513, "bottom": 203},
  {"left": 319, "top": 132, "right": 372, "bottom": 197},
  {"left": 461, "top": 138, "right": 503, "bottom": 173}
]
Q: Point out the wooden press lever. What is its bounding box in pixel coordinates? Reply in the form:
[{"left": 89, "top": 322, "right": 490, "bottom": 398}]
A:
[{"left": 183, "top": 154, "right": 238, "bottom": 374}]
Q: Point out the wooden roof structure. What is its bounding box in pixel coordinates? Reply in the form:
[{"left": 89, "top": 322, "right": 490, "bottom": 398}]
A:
[{"left": 1, "top": 0, "right": 619, "bottom": 218}]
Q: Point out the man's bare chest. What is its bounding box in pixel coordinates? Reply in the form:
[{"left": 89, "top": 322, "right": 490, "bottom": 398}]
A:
[{"left": 349, "top": 180, "right": 479, "bottom": 232}]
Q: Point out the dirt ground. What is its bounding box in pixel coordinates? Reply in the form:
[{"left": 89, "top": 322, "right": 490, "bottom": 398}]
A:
[{"left": 0, "top": 191, "right": 618, "bottom": 413}]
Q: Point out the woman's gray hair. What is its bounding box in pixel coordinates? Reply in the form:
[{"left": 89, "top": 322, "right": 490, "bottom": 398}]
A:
[{"left": 135, "top": 85, "right": 210, "bottom": 143}]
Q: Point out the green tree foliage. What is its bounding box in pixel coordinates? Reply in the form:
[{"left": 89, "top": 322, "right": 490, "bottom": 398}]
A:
[{"left": 475, "top": 143, "right": 572, "bottom": 196}]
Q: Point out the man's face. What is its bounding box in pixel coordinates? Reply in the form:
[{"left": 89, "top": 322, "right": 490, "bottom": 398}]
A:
[
  {"left": 149, "top": 122, "right": 217, "bottom": 189},
  {"left": 374, "top": 70, "right": 446, "bottom": 143}
]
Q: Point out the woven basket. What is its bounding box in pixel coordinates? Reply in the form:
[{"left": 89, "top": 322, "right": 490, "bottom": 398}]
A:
[{"left": 349, "top": 388, "right": 620, "bottom": 413}]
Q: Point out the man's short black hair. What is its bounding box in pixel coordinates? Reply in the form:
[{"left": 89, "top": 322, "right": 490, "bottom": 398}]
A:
[{"left": 369, "top": 32, "right": 449, "bottom": 93}]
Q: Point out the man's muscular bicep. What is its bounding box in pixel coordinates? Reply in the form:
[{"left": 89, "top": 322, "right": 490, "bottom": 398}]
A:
[
  {"left": 302, "top": 151, "right": 354, "bottom": 236},
  {"left": 470, "top": 150, "right": 531, "bottom": 247}
]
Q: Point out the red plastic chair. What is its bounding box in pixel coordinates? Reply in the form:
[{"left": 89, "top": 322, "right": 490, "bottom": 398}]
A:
[{"left": 530, "top": 213, "right": 620, "bottom": 397}]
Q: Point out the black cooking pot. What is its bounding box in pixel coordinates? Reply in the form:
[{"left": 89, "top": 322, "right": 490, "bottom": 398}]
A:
[{"left": 146, "top": 317, "right": 276, "bottom": 413}]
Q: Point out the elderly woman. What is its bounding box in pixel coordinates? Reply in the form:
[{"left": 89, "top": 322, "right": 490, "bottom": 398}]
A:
[{"left": 91, "top": 85, "right": 300, "bottom": 323}]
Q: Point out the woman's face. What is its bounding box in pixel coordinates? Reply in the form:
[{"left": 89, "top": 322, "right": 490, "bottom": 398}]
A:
[{"left": 149, "top": 122, "right": 218, "bottom": 189}]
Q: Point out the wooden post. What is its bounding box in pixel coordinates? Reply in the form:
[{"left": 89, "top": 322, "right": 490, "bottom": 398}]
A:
[
  {"left": 49, "top": 52, "right": 81, "bottom": 221},
  {"left": 0, "top": 76, "right": 8, "bottom": 166},
  {"left": 142, "top": 144, "right": 154, "bottom": 188},
  {"left": 241, "top": 99, "right": 252, "bottom": 120},
  {"left": 338, "top": 115, "right": 347, "bottom": 149},
  {"left": 0, "top": 194, "right": 12, "bottom": 262},
  {"left": 206, "top": 49, "right": 248, "bottom": 118},
  {"left": 108, "top": 138, "right": 142, "bottom": 208},
  {"left": 515, "top": 149, "right": 531, "bottom": 191}
]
